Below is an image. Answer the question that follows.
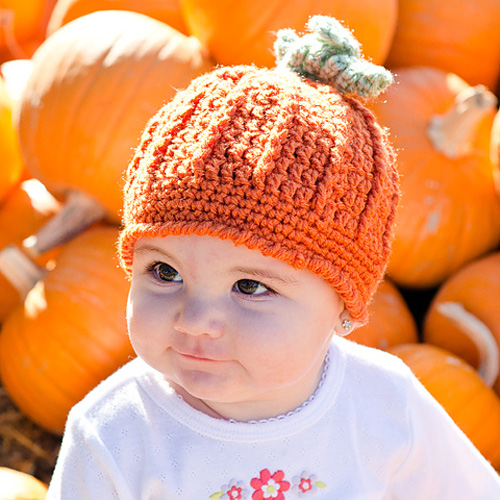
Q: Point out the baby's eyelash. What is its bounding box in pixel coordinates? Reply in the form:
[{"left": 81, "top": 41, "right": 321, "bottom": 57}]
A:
[
  {"left": 146, "top": 262, "right": 182, "bottom": 282},
  {"left": 234, "top": 279, "right": 275, "bottom": 296}
]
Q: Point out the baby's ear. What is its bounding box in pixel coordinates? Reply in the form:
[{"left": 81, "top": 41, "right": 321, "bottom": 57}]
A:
[{"left": 334, "top": 310, "right": 355, "bottom": 337}]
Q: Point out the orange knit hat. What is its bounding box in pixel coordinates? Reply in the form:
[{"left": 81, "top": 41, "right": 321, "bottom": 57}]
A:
[{"left": 118, "top": 16, "right": 399, "bottom": 324}]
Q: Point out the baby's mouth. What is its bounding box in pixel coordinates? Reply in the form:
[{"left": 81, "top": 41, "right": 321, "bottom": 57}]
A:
[{"left": 176, "top": 350, "right": 220, "bottom": 362}]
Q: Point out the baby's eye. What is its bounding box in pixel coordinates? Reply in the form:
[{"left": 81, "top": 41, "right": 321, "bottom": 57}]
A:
[
  {"left": 150, "top": 262, "right": 182, "bottom": 282},
  {"left": 235, "top": 279, "right": 271, "bottom": 296}
]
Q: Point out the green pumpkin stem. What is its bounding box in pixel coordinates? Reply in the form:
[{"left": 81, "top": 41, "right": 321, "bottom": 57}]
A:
[{"left": 274, "top": 15, "right": 393, "bottom": 98}]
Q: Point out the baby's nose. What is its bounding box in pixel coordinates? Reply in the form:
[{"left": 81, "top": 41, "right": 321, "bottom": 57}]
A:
[{"left": 173, "top": 295, "right": 225, "bottom": 338}]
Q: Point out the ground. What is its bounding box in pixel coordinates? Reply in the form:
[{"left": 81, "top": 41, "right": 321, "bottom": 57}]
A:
[{"left": 0, "top": 384, "right": 61, "bottom": 486}]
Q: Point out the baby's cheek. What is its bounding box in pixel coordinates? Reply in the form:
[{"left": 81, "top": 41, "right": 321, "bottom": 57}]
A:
[
  {"left": 233, "top": 314, "right": 292, "bottom": 362},
  {"left": 128, "top": 295, "right": 167, "bottom": 342}
]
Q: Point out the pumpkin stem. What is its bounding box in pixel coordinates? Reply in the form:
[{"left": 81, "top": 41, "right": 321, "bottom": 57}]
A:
[
  {"left": 0, "top": 245, "right": 46, "bottom": 299},
  {"left": 437, "top": 301, "right": 499, "bottom": 386},
  {"left": 428, "top": 85, "right": 497, "bottom": 159},
  {"left": 22, "top": 189, "right": 107, "bottom": 258},
  {"left": 22, "top": 178, "right": 61, "bottom": 215}
]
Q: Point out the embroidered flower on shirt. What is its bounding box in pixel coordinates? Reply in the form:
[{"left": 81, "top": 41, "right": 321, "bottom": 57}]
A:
[
  {"left": 209, "top": 479, "right": 250, "bottom": 499},
  {"left": 250, "top": 469, "right": 290, "bottom": 499},
  {"left": 210, "top": 468, "right": 326, "bottom": 499},
  {"left": 291, "top": 471, "right": 327, "bottom": 496}
]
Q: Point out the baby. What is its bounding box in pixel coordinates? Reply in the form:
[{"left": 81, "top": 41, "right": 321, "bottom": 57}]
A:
[{"left": 47, "top": 16, "right": 500, "bottom": 499}]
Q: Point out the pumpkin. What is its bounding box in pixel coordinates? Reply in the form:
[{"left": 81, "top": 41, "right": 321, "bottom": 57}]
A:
[
  {"left": 1, "top": 58, "right": 33, "bottom": 120},
  {"left": 179, "top": 0, "right": 397, "bottom": 67},
  {"left": 388, "top": 343, "right": 500, "bottom": 469},
  {"left": 0, "top": 74, "right": 23, "bottom": 203},
  {"left": 347, "top": 279, "right": 418, "bottom": 350},
  {"left": 0, "top": 467, "right": 48, "bottom": 500},
  {"left": 1, "top": 58, "right": 34, "bottom": 181},
  {"left": 46, "top": 0, "right": 188, "bottom": 35},
  {"left": 17, "top": 10, "right": 214, "bottom": 251},
  {"left": 369, "top": 67, "right": 500, "bottom": 289},
  {"left": 0, "top": 179, "right": 60, "bottom": 321},
  {"left": 423, "top": 251, "right": 500, "bottom": 394},
  {"left": 385, "top": 0, "right": 500, "bottom": 91},
  {"left": 0, "top": 0, "right": 56, "bottom": 61},
  {"left": 490, "top": 107, "right": 500, "bottom": 175},
  {"left": 0, "top": 225, "right": 134, "bottom": 434}
]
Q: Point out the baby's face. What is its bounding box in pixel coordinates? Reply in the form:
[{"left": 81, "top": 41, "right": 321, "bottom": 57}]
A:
[{"left": 127, "top": 233, "right": 345, "bottom": 421}]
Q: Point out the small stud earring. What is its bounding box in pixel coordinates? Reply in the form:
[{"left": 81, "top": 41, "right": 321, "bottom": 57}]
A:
[{"left": 342, "top": 319, "right": 352, "bottom": 331}]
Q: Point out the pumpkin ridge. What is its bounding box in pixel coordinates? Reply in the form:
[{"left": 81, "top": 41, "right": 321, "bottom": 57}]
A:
[
  {"left": 90, "top": 26, "right": 180, "bottom": 171},
  {"left": 43, "top": 30, "right": 125, "bottom": 186},
  {"left": 245, "top": 0, "right": 286, "bottom": 48},
  {"left": 0, "top": 311, "right": 71, "bottom": 432}
]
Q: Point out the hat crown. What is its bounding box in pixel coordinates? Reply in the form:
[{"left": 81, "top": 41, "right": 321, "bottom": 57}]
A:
[{"left": 119, "top": 64, "right": 399, "bottom": 324}]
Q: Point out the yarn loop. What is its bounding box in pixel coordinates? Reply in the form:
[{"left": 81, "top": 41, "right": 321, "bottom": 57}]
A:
[{"left": 275, "top": 15, "right": 393, "bottom": 98}]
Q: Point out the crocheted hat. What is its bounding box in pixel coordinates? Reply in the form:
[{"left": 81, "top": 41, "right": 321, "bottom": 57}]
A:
[{"left": 118, "top": 16, "right": 399, "bottom": 324}]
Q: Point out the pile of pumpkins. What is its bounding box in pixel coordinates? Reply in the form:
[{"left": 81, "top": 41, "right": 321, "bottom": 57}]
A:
[
  {"left": 0, "top": 466, "right": 49, "bottom": 500},
  {"left": 1, "top": 0, "right": 500, "bottom": 490}
]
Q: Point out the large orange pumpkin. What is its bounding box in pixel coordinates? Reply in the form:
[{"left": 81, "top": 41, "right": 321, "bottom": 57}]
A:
[
  {"left": 18, "top": 10, "right": 214, "bottom": 238},
  {"left": 0, "top": 467, "right": 48, "bottom": 500},
  {"left": 369, "top": 67, "right": 500, "bottom": 288},
  {"left": 180, "top": 0, "right": 397, "bottom": 67},
  {"left": 0, "top": 74, "right": 23, "bottom": 203},
  {"left": 46, "top": 0, "right": 187, "bottom": 35},
  {"left": 0, "top": 225, "right": 134, "bottom": 434},
  {"left": 347, "top": 279, "right": 418, "bottom": 350},
  {"left": 388, "top": 343, "right": 500, "bottom": 469},
  {"left": 423, "top": 251, "right": 500, "bottom": 394},
  {"left": 385, "top": 0, "right": 500, "bottom": 91},
  {"left": 0, "top": 179, "right": 60, "bottom": 321}
]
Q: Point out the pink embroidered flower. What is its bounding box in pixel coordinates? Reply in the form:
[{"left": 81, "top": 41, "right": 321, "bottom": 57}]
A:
[
  {"left": 210, "top": 479, "right": 250, "bottom": 499},
  {"left": 298, "top": 477, "right": 313, "bottom": 493},
  {"left": 223, "top": 480, "right": 249, "bottom": 500},
  {"left": 291, "top": 472, "right": 326, "bottom": 496},
  {"left": 250, "top": 469, "right": 290, "bottom": 499}
]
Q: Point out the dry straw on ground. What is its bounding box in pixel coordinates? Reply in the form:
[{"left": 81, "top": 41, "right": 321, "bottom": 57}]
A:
[{"left": 0, "top": 384, "right": 60, "bottom": 485}]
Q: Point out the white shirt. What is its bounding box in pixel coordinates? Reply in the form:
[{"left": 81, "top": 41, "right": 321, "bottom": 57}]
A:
[{"left": 47, "top": 337, "right": 500, "bottom": 499}]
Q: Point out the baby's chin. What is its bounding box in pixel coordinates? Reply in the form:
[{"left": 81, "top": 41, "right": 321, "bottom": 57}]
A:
[{"left": 166, "top": 375, "right": 319, "bottom": 423}]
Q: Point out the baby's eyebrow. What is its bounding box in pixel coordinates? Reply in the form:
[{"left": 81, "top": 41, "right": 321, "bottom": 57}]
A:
[
  {"left": 133, "top": 244, "right": 174, "bottom": 260},
  {"left": 232, "top": 267, "right": 300, "bottom": 285}
]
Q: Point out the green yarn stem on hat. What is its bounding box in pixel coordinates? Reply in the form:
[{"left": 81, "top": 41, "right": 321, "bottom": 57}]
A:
[{"left": 275, "top": 15, "right": 393, "bottom": 98}]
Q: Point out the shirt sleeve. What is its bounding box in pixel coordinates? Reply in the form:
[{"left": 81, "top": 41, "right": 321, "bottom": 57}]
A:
[
  {"left": 46, "top": 407, "right": 135, "bottom": 500},
  {"left": 389, "top": 374, "right": 500, "bottom": 500}
]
